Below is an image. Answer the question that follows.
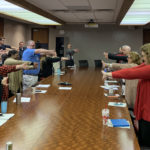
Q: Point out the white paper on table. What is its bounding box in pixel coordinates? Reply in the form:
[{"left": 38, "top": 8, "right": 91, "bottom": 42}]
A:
[
  {"left": 108, "top": 102, "right": 126, "bottom": 107},
  {"left": 107, "top": 119, "right": 130, "bottom": 128},
  {"left": 104, "top": 93, "right": 120, "bottom": 97},
  {"left": 107, "top": 85, "right": 120, "bottom": 88},
  {"left": 105, "top": 80, "right": 118, "bottom": 83},
  {"left": 13, "top": 97, "right": 31, "bottom": 103},
  {"left": 35, "top": 90, "right": 47, "bottom": 93},
  {"left": 36, "top": 84, "right": 51, "bottom": 88},
  {"left": 0, "top": 119, "right": 7, "bottom": 126},
  {"left": 0, "top": 113, "right": 15, "bottom": 120},
  {"left": 100, "top": 86, "right": 118, "bottom": 90},
  {"left": 61, "top": 71, "right": 65, "bottom": 74},
  {"left": 0, "top": 113, "right": 15, "bottom": 126},
  {"left": 59, "top": 87, "right": 72, "bottom": 90}
]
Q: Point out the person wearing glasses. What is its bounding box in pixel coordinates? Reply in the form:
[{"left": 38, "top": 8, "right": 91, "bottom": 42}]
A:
[{"left": 102, "top": 51, "right": 141, "bottom": 110}]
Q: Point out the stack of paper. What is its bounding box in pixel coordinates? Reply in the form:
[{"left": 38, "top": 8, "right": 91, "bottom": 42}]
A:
[
  {"left": 59, "top": 87, "right": 72, "bottom": 90},
  {"left": 105, "top": 80, "right": 118, "bottom": 83},
  {"left": 0, "top": 113, "right": 15, "bottom": 126},
  {"left": 13, "top": 97, "right": 30, "bottom": 103},
  {"left": 104, "top": 93, "right": 120, "bottom": 97},
  {"left": 107, "top": 119, "right": 130, "bottom": 128},
  {"left": 36, "top": 84, "right": 51, "bottom": 88},
  {"left": 108, "top": 102, "right": 126, "bottom": 107},
  {"left": 100, "top": 85, "right": 119, "bottom": 90}
]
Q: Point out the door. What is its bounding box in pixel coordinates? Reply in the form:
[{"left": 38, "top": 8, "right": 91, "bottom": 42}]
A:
[
  {"left": 143, "top": 29, "right": 150, "bottom": 44},
  {"left": 0, "top": 18, "right": 4, "bottom": 37},
  {"left": 56, "top": 37, "right": 64, "bottom": 57},
  {"left": 32, "top": 28, "right": 49, "bottom": 49}
]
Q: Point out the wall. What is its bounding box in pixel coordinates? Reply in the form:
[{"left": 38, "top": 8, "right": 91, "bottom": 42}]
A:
[
  {"left": 2, "top": 19, "right": 143, "bottom": 67},
  {"left": 4, "top": 19, "right": 28, "bottom": 48},
  {"left": 50, "top": 25, "right": 143, "bottom": 66}
]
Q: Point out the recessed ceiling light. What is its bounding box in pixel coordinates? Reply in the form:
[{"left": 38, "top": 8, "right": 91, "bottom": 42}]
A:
[
  {"left": 120, "top": 0, "right": 150, "bottom": 25},
  {"left": 0, "top": 0, "right": 61, "bottom": 25}
]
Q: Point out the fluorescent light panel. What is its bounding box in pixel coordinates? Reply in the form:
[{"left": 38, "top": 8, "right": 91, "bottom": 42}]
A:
[
  {"left": 121, "top": 0, "right": 150, "bottom": 25},
  {"left": 0, "top": 0, "right": 60, "bottom": 25}
]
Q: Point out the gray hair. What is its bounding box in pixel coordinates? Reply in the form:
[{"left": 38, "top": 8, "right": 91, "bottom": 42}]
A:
[
  {"left": 26, "top": 40, "right": 35, "bottom": 46},
  {"left": 122, "top": 45, "right": 131, "bottom": 51}
]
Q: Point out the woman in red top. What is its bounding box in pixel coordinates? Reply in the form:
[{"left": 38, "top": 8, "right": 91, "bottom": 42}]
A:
[{"left": 102, "top": 43, "right": 150, "bottom": 147}]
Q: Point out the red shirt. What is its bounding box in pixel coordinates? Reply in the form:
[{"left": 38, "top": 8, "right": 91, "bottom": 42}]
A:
[
  {"left": 0, "top": 65, "right": 17, "bottom": 100},
  {"left": 112, "top": 63, "right": 150, "bottom": 121}
]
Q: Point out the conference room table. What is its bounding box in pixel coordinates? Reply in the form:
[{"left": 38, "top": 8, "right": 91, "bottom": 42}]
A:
[{"left": 0, "top": 68, "right": 140, "bottom": 150}]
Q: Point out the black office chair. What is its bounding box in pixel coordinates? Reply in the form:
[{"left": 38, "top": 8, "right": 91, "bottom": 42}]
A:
[
  {"left": 94, "top": 60, "right": 102, "bottom": 68},
  {"left": 79, "top": 60, "right": 89, "bottom": 67}
]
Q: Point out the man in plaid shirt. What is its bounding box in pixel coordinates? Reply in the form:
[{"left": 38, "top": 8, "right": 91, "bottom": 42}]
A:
[{"left": 0, "top": 64, "right": 29, "bottom": 101}]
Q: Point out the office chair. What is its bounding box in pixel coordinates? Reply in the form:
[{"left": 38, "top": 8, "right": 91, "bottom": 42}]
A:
[
  {"left": 79, "top": 60, "right": 89, "bottom": 67},
  {"left": 94, "top": 60, "right": 102, "bottom": 68}
]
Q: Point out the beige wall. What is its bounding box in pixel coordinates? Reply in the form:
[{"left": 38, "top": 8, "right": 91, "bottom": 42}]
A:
[
  {"left": 49, "top": 25, "right": 143, "bottom": 66},
  {"left": 4, "top": 19, "right": 28, "bottom": 48},
  {"left": 2, "top": 19, "right": 143, "bottom": 67}
]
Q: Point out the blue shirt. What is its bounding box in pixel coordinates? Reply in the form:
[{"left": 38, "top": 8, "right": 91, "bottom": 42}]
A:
[{"left": 22, "top": 48, "right": 40, "bottom": 75}]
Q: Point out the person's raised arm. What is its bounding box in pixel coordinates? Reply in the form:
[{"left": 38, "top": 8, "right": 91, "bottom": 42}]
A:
[
  {"left": 108, "top": 53, "right": 128, "bottom": 62},
  {"left": 73, "top": 49, "right": 79, "bottom": 53},
  {"left": 112, "top": 64, "right": 150, "bottom": 80},
  {"left": 34, "top": 49, "right": 56, "bottom": 56}
]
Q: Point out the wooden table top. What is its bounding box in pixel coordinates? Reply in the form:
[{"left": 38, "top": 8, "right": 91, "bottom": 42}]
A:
[{"left": 0, "top": 68, "right": 140, "bottom": 150}]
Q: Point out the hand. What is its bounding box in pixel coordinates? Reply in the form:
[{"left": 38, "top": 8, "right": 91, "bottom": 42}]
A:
[
  {"left": 101, "top": 70, "right": 108, "bottom": 80},
  {"left": 104, "top": 52, "right": 108, "bottom": 59},
  {"left": 101, "top": 71, "right": 112, "bottom": 80},
  {"left": 33, "top": 62, "right": 38, "bottom": 69},
  {"left": 61, "top": 57, "right": 69, "bottom": 61},
  {"left": 1, "top": 77, "right": 8, "bottom": 86},
  {"left": 16, "top": 63, "right": 30, "bottom": 70},
  {"left": 48, "top": 50, "right": 56, "bottom": 56},
  {"left": 102, "top": 60, "right": 106, "bottom": 68},
  {"left": 74, "top": 49, "right": 79, "bottom": 53},
  {"left": 133, "top": 120, "right": 139, "bottom": 131}
]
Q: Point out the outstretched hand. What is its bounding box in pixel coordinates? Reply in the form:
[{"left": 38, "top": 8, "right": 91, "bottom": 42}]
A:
[
  {"left": 104, "top": 52, "right": 108, "bottom": 59},
  {"left": 101, "top": 70, "right": 107, "bottom": 80},
  {"left": 101, "top": 70, "right": 112, "bottom": 80},
  {"left": 102, "top": 60, "right": 106, "bottom": 68},
  {"left": 17, "top": 63, "right": 30, "bottom": 70},
  {"left": 1, "top": 77, "right": 8, "bottom": 86},
  {"left": 61, "top": 57, "right": 69, "bottom": 61},
  {"left": 74, "top": 49, "right": 79, "bottom": 53}
]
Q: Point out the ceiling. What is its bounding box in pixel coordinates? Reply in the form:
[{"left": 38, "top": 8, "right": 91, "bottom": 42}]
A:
[{"left": 24, "top": 0, "right": 125, "bottom": 24}]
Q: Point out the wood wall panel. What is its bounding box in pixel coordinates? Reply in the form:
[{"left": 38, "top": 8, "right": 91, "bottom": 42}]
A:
[{"left": 0, "top": 17, "right": 4, "bottom": 37}]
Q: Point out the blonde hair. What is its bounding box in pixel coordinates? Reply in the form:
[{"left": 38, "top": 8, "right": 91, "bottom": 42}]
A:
[
  {"left": 141, "top": 43, "right": 150, "bottom": 64},
  {"left": 129, "top": 51, "right": 141, "bottom": 65}
]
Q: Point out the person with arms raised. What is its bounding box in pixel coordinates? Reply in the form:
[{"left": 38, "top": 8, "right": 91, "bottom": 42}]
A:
[
  {"left": 102, "top": 43, "right": 150, "bottom": 147},
  {"left": 22, "top": 40, "right": 56, "bottom": 89}
]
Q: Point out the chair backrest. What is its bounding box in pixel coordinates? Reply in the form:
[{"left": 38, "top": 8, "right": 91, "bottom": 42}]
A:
[
  {"left": 79, "top": 60, "right": 89, "bottom": 67},
  {"left": 94, "top": 60, "right": 102, "bottom": 68}
]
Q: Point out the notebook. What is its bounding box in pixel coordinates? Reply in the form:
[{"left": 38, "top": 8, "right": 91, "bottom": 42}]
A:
[{"left": 110, "top": 119, "right": 130, "bottom": 127}]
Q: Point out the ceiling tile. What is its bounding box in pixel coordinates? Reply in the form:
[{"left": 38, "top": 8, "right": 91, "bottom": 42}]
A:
[
  {"left": 95, "top": 11, "right": 114, "bottom": 20},
  {"left": 53, "top": 12, "right": 78, "bottom": 21},
  {"left": 89, "top": 0, "right": 117, "bottom": 9},
  {"left": 60, "top": 0, "right": 89, "bottom": 6},
  {"left": 26, "top": 0, "right": 67, "bottom": 10},
  {"left": 73, "top": 12, "right": 95, "bottom": 20}
]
